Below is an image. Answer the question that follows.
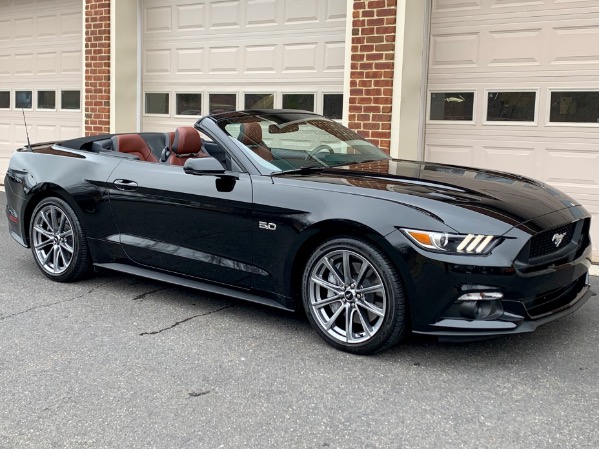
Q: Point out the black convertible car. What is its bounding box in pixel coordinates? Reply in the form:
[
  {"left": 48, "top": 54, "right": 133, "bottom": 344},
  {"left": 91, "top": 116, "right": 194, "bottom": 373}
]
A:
[{"left": 4, "top": 110, "right": 594, "bottom": 354}]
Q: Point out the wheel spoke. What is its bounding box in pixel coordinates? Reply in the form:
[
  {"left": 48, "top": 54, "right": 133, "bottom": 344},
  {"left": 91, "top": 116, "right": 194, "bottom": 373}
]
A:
[
  {"left": 34, "top": 239, "right": 53, "bottom": 250},
  {"left": 60, "top": 241, "right": 74, "bottom": 253},
  {"left": 42, "top": 246, "right": 53, "bottom": 266},
  {"left": 357, "top": 284, "right": 384, "bottom": 295},
  {"left": 312, "top": 294, "right": 343, "bottom": 308},
  {"left": 323, "top": 257, "right": 344, "bottom": 286},
  {"left": 342, "top": 251, "right": 352, "bottom": 285},
  {"left": 355, "top": 260, "right": 370, "bottom": 286},
  {"left": 357, "top": 299, "right": 385, "bottom": 317},
  {"left": 60, "top": 229, "right": 73, "bottom": 239},
  {"left": 53, "top": 245, "right": 60, "bottom": 273},
  {"left": 324, "top": 303, "right": 346, "bottom": 330},
  {"left": 34, "top": 225, "right": 53, "bottom": 239},
  {"left": 40, "top": 210, "right": 52, "bottom": 229},
  {"left": 355, "top": 306, "right": 373, "bottom": 337},
  {"left": 311, "top": 275, "right": 343, "bottom": 294},
  {"left": 50, "top": 207, "right": 58, "bottom": 232},
  {"left": 345, "top": 305, "right": 355, "bottom": 342},
  {"left": 58, "top": 214, "right": 66, "bottom": 233}
]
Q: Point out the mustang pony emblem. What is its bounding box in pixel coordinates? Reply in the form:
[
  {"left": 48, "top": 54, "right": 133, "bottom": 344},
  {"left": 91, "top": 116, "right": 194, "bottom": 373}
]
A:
[{"left": 552, "top": 232, "right": 567, "bottom": 247}]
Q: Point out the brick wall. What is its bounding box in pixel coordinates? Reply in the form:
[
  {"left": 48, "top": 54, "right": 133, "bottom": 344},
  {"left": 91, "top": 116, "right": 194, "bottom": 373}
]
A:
[
  {"left": 84, "top": 0, "right": 110, "bottom": 136},
  {"left": 348, "top": 0, "right": 397, "bottom": 154}
]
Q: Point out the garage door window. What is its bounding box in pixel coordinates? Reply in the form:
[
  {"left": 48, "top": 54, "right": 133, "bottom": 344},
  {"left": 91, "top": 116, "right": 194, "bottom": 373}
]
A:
[
  {"left": 429, "top": 92, "right": 474, "bottom": 121},
  {"left": 176, "top": 93, "right": 201, "bottom": 116},
  {"left": 283, "top": 94, "right": 315, "bottom": 112},
  {"left": 245, "top": 93, "right": 274, "bottom": 109},
  {"left": 0, "top": 91, "right": 9, "bottom": 109},
  {"left": 61, "top": 91, "right": 81, "bottom": 110},
  {"left": 549, "top": 91, "right": 599, "bottom": 124},
  {"left": 145, "top": 93, "right": 169, "bottom": 115},
  {"left": 486, "top": 91, "right": 536, "bottom": 123},
  {"left": 209, "top": 94, "right": 236, "bottom": 114},
  {"left": 323, "top": 94, "right": 343, "bottom": 120},
  {"left": 38, "top": 91, "right": 56, "bottom": 110},
  {"left": 15, "top": 90, "right": 33, "bottom": 109}
]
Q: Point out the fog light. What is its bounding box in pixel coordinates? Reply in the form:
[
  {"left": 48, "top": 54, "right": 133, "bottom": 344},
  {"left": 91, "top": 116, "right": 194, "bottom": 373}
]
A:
[
  {"left": 458, "top": 291, "right": 503, "bottom": 301},
  {"left": 459, "top": 299, "right": 503, "bottom": 320}
]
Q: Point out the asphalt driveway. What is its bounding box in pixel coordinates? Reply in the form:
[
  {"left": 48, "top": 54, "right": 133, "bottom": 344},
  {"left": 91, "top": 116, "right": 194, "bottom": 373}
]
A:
[{"left": 0, "top": 192, "right": 598, "bottom": 449}]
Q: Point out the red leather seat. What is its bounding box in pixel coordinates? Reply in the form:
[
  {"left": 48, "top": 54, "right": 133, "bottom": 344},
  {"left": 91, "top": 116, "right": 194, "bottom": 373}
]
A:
[
  {"left": 237, "top": 122, "right": 273, "bottom": 161},
  {"left": 111, "top": 134, "right": 159, "bottom": 162},
  {"left": 167, "top": 127, "right": 207, "bottom": 166}
]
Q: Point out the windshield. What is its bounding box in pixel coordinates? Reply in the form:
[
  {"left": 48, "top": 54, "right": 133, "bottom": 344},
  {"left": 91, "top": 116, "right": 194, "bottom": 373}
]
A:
[{"left": 216, "top": 111, "right": 390, "bottom": 171}]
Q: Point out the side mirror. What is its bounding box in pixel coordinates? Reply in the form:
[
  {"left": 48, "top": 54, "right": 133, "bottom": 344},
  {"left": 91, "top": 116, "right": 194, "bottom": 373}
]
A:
[{"left": 183, "top": 156, "right": 239, "bottom": 179}]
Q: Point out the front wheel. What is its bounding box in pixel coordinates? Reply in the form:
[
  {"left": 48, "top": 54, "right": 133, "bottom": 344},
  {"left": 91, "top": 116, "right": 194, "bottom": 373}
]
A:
[
  {"left": 30, "top": 197, "right": 92, "bottom": 282},
  {"left": 302, "top": 237, "right": 408, "bottom": 354}
]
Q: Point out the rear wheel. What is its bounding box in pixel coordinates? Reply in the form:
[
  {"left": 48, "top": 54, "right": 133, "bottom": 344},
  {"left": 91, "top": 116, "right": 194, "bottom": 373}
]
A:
[
  {"left": 30, "top": 197, "right": 91, "bottom": 282},
  {"left": 302, "top": 236, "right": 408, "bottom": 354}
]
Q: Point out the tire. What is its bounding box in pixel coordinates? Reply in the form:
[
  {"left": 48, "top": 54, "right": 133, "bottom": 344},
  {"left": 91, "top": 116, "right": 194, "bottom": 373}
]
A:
[
  {"left": 29, "top": 197, "right": 92, "bottom": 282},
  {"left": 302, "top": 236, "right": 408, "bottom": 354}
]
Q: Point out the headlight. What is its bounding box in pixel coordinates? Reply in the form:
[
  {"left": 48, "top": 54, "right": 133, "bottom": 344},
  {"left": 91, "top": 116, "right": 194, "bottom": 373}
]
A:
[{"left": 402, "top": 229, "right": 501, "bottom": 255}]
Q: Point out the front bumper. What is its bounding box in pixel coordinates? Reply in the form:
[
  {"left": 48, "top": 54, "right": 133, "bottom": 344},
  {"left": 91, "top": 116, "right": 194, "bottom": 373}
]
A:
[
  {"left": 384, "top": 222, "right": 594, "bottom": 341},
  {"left": 415, "top": 277, "right": 593, "bottom": 342}
]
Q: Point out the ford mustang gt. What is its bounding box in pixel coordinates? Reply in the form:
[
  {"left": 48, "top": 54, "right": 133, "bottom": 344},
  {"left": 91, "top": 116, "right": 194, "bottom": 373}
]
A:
[{"left": 4, "top": 110, "right": 594, "bottom": 354}]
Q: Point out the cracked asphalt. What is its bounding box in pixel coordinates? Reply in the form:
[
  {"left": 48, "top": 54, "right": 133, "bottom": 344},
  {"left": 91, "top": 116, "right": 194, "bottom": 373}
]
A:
[{"left": 1, "top": 192, "right": 598, "bottom": 449}]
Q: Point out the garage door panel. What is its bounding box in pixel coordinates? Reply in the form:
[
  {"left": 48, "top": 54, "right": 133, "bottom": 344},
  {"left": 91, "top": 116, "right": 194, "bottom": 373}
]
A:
[
  {"left": 145, "top": 6, "right": 173, "bottom": 33},
  {"left": 488, "top": 29, "right": 542, "bottom": 67},
  {"left": 208, "top": 47, "right": 241, "bottom": 74},
  {"left": 176, "top": 4, "right": 206, "bottom": 30},
  {"left": 36, "top": 125, "right": 59, "bottom": 143},
  {"left": 175, "top": 49, "right": 205, "bottom": 74},
  {"left": 0, "top": 125, "right": 11, "bottom": 145},
  {"left": 551, "top": 25, "right": 599, "bottom": 65},
  {"left": 211, "top": 0, "right": 243, "bottom": 28},
  {"left": 59, "top": 125, "right": 83, "bottom": 140},
  {"left": 430, "top": 33, "right": 480, "bottom": 69},
  {"left": 244, "top": 45, "right": 278, "bottom": 73},
  {"left": 543, "top": 149, "right": 599, "bottom": 186},
  {"left": 425, "top": 144, "right": 475, "bottom": 166},
  {"left": 480, "top": 146, "right": 536, "bottom": 174}
]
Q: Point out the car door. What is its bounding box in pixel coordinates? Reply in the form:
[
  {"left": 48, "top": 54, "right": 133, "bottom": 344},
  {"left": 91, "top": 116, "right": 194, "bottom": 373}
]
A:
[{"left": 107, "top": 159, "right": 254, "bottom": 288}]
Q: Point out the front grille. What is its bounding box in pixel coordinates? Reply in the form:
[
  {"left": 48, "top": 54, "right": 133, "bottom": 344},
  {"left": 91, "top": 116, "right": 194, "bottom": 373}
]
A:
[{"left": 529, "top": 222, "right": 576, "bottom": 259}]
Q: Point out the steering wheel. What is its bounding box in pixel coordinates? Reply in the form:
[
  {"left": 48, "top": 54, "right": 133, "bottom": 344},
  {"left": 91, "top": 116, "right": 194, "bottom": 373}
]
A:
[{"left": 305, "top": 144, "right": 335, "bottom": 161}]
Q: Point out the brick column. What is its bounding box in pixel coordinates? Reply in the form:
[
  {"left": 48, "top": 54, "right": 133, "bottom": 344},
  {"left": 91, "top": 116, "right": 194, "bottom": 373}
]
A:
[
  {"left": 84, "top": 0, "right": 111, "bottom": 136},
  {"left": 348, "top": 0, "right": 397, "bottom": 153}
]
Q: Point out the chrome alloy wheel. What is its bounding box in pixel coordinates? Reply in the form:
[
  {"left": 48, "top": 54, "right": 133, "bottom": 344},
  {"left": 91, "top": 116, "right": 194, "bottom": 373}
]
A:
[
  {"left": 32, "top": 204, "right": 75, "bottom": 275},
  {"left": 307, "top": 249, "right": 387, "bottom": 344}
]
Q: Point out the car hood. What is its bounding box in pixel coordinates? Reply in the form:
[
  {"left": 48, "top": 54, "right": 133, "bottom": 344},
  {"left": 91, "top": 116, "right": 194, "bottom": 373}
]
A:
[{"left": 273, "top": 159, "right": 585, "bottom": 235}]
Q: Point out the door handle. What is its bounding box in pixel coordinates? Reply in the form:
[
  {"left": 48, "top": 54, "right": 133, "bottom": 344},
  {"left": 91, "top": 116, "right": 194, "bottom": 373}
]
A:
[{"left": 113, "top": 179, "right": 138, "bottom": 191}]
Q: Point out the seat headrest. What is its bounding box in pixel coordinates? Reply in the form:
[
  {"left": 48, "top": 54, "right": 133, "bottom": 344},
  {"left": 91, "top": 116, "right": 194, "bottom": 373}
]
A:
[
  {"left": 238, "top": 122, "right": 263, "bottom": 146},
  {"left": 172, "top": 127, "right": 201, "bottom": 155}
]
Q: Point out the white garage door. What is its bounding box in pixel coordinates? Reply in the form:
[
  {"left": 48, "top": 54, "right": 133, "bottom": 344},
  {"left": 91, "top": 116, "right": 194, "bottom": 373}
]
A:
[
  {"left": 0, "top": 0, "right": 83, "bottom": 178},
  {"left": 424, "top": 0, "right": 599, "bottom": 262},
  {"left": 141, "top": 0, "right": 347, "bottom": 132}
]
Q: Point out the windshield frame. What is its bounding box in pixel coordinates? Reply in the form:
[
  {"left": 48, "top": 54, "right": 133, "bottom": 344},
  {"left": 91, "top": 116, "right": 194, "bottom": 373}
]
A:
[{"left": 206, "top": 109, "right": 391, "bottom": 174}]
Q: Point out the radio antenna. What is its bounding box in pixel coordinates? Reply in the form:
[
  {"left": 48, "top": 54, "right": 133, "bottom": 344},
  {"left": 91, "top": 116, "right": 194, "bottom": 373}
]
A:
[{"left": 22, "top": 108, "right": 32, "bottom": 150}]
